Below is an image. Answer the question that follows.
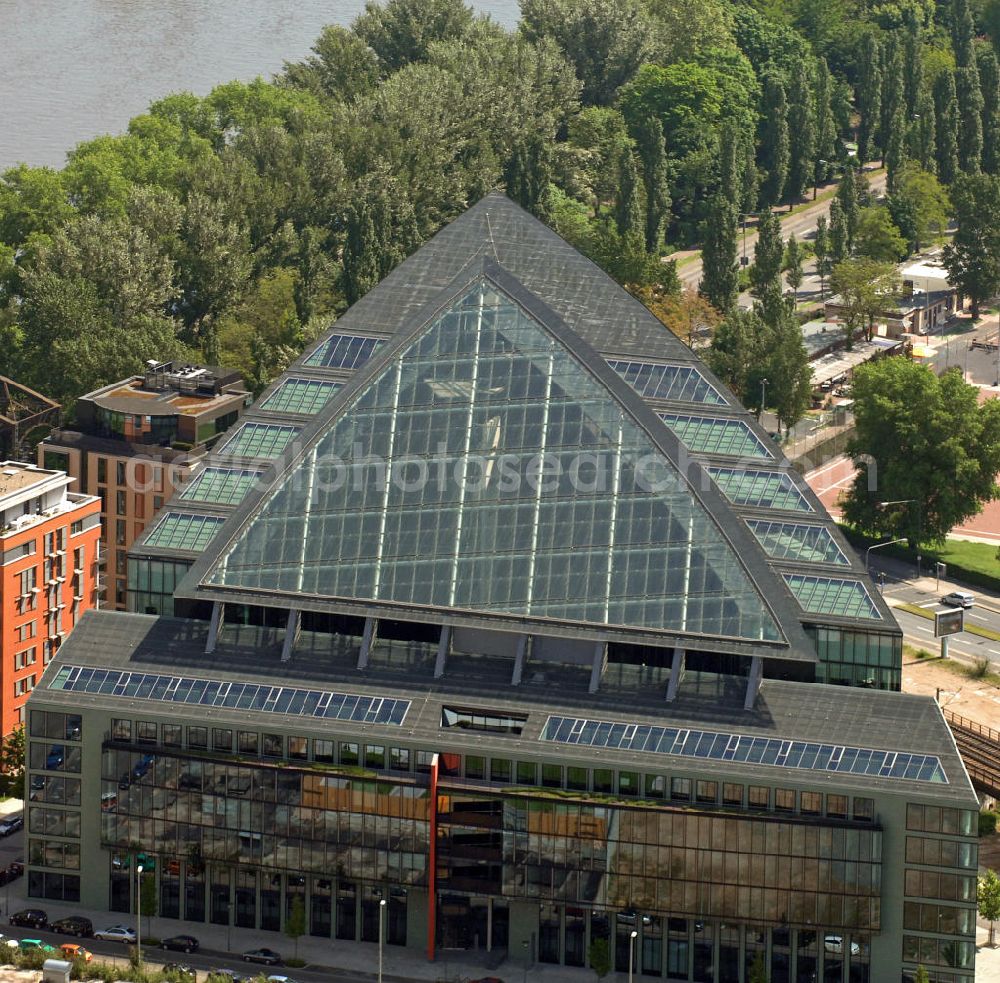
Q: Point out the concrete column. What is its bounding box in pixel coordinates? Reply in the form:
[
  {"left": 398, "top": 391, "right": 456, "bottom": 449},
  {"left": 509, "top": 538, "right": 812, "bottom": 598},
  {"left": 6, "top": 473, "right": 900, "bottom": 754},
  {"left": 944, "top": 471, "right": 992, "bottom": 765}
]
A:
[
  {"left": 665, "top": 647, "right": 686, "bottom": 702},
  {"left": 434, "top": 626, "right": 451, "bottom": 679},
  {"left": 280, "top": 609, "right": 301, "bottom": 663},
  {"left": 511, "top": 634, "right": 532, "bottom": 686},
  {"left": 744, "top": 656, "right": 763, "bottom": 710},
  {"left": 205, "top": 602, "right": 225, "bottom": 654},
  {"left": 357, "top": 618, "right": 378, "bottom": 670},
  {"left": 588, "top": 641, "right": 607, "bottom": 694}
]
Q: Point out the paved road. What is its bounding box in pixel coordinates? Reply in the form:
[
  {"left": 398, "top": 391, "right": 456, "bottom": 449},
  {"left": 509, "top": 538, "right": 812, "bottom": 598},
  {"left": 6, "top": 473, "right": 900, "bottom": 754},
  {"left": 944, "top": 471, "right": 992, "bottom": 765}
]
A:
[{"left": 678, "top": 167, "right": 889, "bottom": 291}]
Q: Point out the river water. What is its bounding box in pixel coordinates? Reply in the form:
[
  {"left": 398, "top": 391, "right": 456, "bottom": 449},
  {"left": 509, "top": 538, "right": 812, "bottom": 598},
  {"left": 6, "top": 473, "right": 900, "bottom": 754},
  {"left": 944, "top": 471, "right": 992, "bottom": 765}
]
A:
[{"left": 1, "top": 0, "right": 522, "bottom": 169}]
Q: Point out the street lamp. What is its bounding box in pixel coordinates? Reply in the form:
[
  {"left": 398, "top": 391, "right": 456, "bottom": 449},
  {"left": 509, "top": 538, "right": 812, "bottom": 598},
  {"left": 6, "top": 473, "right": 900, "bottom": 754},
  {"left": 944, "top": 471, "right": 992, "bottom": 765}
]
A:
[
  {"left": 739, "top": 212, "right": 758, "bottom": 267},
  {"left": 135, "top": 862, "right": 143, "bottom": 966},
  {"left": 875, "top": 498, "right": 921, "bottom": 575},
  {"left": 759, "top": 377, "right": 768, "bottom": 423},
  {"left": 522, "top": 939, "right": 529, "bottom": 983},
  {"left": 629, "top": 929, "right": 638, "bottom": 983},
  {"left": 378, "top": 897, "right": 386, "bottom": 983}
]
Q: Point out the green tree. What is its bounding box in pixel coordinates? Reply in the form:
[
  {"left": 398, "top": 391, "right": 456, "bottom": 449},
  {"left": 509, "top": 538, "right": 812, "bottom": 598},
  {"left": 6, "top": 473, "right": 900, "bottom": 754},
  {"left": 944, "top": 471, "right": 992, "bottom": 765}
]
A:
[
  {"left": 751, "top": 210, "right": 784, "bottom": 299},
  {"left": 828, "top": 198, "right": 849, "bottom": 264},
  {"left": 613, "top": 144, "right": 642, "bottom": 239},
  {"left": 588, "top": 936, "right": 611, "bottom": 977},
  {"left": 699, "top": 195, "right": 739, "bottom": 314},
  {"left": 943, "top": 171, "right": 1000, "bottom": 317},
  {"left": 912, "top": 87, "right": 937, "bottom": 173},
  {"left": 280, "top": 25, "right": 380, "bottom": 102},
  {"left": 766, "top": 303, "right": 813, "bottom": 433},
  {"left": 0, "top": 165, "right": 74, "bottom": 248},
  {"left": 503, "top": 134, "right": 552, "bottom": 219},
  {"left": 902, "top": 17, "right": 923, "bottom": 120},
  {"left": 858, "top": 34, "right": 883, "bottom": 163},
  {"left": 830, "top": 257, "right": 901, "bottom": 346},
  {"left": 786, "top": 61, "right": 817, "bottom": 204},
  {"left": 284, "top": 896, "right": 307, "bottom": 959},
  {"left": 635, "top": 116, "right": 671, "bottom": 253},
  {"left": 748, "top": 949, "right": 768, "bottom": 983},
  {"left": 953, "top": 0, "right": 977, "bottom": 69},
  {"left": 352, "top": 0, "right": 474, "bottom": 74},
  {"left": 844, "top": 359, "right": 1000, "bottom": 545},
  {"left": 887, "top": 163, "right": 950, "bottom": 251},
  {"left": 980, "top": 869, "right": 1000, "bottom": 946},
  {"left": 913, "top": 966, "right": 930, "bottom": 983},
  {"left": 935, "top": 70, "right": 961, "bottom": 184},
  {"left": 854, "top": 205, "right": 908, "bottom": 261},
  {"left": 0, "top": 726, "right": 24, "bottom": 798},
  {"left": 836, "top": 164, "right": 860, "bottom": 253},
  {"left": 783, "top": 232, "right": 805, "bottom": 302},
  {"left": 956, "top": 64, "right": 985, "bottom": 172},
  {"left": 707, "top": 307, "right": 764, "bottom": 404},
  {"left": 881, "top": 40, "right": 906, "bottom": 189},
  {"left": 645, "top": 0, "right": 734, "bottom": 65},
  {"left": 139, "top": 868, "right": 158, "bottom": 939},
  {"left": 814, "top": 214, "right": 831, "bottom": 297},
  {"left": 813, "top": 57, "right": 838, "bottom": 190},
  {"left": 520, "top": 0, "right": 653, "bottom": 106},
  {"left": 979, "top": 46, "right": 1000, "bottom": 173},
  {"left": 759, "top": 73, "right": 790, "bottom": 208}
]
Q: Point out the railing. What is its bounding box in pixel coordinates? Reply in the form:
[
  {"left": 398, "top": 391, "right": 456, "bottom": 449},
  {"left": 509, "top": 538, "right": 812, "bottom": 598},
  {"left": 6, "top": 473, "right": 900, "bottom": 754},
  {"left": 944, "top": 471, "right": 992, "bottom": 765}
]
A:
[{"left": 944, "top": 710, "right": 1000, "bottom": 796}]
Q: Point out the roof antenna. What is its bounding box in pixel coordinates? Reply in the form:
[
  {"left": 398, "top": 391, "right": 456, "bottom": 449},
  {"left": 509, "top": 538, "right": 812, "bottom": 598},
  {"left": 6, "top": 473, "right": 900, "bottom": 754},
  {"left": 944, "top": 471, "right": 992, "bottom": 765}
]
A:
[{"left": 485, "top": 210, "right": 499, "bottom": 262}]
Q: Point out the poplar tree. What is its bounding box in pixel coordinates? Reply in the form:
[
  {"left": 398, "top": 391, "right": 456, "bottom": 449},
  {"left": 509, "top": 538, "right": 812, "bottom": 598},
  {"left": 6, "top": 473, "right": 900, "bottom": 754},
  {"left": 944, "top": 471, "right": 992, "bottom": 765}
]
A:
[
  {"left": 913, "top": 88, "right": 937, "bottom": 173},
  {"left": 635, "top": 116, "right": 671, "bottom": 253},
  {"left": 814, "top": 214, "right": 831, "bottom": 297},
  {"left": 857, "top": 35, "right": 882, "bottom": 163},
  {"left": 934, "top": 71, "right": 961, "bottom": 184},
  {"left": 952, "top": 0, "right": 976, "bottom": 69},
  {"left": 503, "top": 134, "right": 552, "bottom": 219},
  {"left": 881, "top": 41, "right": 906, "bottom": 189},
  {"left": 750, "top": 210, "right": 784, "bottom": 300},
  {"left": 979, "top": 46, "right": 1000, "bottom": 173},
  {"left": 836, "top": 164, "right": 860, "bottom": 253},
  {"left": 956, "top": 65, "right": 984, "bottom": 172},
  {"left": 718, "top": 117, "right": 741, "bottom": 213},
  {"left": 783, "top": 232, "right": 804, "bottom": 302},
  {"left": 828, "top": 198, "right": 849, "bottom": 264},
  {"left": 614, "top": 144, "right": 642, "bottom": 239},
  {"left": 813, "top": 58, "right": 838, "bottom": 191},
  {"left": 902, "top": 19, "right": 923, "bottom": 120},
  {"left": 699, "top": 195, "right": 740, "bottom": 314},
  {"left": 759, "top": 73, "right": 789, "bottom": 209},
  {"left": 787, "top": 61, "right": 816, "bottom": 203}
]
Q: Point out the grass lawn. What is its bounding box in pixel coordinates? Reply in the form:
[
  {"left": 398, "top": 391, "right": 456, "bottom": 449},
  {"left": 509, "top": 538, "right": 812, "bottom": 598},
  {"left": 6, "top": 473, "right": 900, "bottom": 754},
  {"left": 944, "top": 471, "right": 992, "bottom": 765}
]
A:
[{"left": 935, "top": 538, "right": 1000, "bottom": 580}]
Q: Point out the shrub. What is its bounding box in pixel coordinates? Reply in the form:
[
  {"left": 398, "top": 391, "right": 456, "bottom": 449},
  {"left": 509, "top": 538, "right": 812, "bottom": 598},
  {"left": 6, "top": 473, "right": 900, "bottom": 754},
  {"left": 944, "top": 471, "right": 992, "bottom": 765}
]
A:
[
  {"left": 981, "top": 811, "right": 998, "bottom": 837},
  {"left": 588, "top": 937, "right": 611, "bottom": 978},
  {"left": 970, "top": 657, "right": 991, "bottom": 679}
]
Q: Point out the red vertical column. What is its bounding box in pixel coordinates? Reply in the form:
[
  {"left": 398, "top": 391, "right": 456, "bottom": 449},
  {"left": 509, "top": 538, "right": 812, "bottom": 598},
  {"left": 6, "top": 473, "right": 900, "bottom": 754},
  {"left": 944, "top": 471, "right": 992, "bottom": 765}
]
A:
[{"left": 427, "top": 752, "right": 439, "bottom": 962}]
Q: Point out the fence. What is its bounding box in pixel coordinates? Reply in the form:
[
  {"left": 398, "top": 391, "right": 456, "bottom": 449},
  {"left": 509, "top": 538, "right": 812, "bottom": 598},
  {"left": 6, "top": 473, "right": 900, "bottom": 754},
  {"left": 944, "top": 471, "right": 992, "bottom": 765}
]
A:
[{"left": 943, "top": 709, "right": 1000, "bottom": 797}]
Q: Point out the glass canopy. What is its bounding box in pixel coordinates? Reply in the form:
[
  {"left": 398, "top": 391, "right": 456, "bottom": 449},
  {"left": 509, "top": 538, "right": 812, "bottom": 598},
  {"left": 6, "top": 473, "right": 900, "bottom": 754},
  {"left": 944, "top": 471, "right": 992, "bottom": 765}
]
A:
[
  {"left": 180, "top": 467, "right": 263, "bottom": 507},
  {"left": 261, "top": 378, "right": 341, "bottom": 415},
  {"left": 203, "top": 278, "right": 781, "bottom": 642},
  {"left": 144, "top": 513, "right": 226, "bottom": 553}
]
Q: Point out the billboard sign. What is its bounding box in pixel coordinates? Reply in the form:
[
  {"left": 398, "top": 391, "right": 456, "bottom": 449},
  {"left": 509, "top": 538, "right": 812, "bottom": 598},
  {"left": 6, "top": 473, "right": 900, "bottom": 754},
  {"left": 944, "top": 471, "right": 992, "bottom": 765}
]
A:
[{"left": 935, "top": 607, "right": 964, "bottom": 637}]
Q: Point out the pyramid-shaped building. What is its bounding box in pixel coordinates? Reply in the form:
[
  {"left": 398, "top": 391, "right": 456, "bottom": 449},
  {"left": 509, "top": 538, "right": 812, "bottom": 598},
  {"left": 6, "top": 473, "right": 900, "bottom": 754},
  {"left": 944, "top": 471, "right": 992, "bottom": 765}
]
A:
[{"left": 25, "top": 194, "right": 977, "bottom": 982}]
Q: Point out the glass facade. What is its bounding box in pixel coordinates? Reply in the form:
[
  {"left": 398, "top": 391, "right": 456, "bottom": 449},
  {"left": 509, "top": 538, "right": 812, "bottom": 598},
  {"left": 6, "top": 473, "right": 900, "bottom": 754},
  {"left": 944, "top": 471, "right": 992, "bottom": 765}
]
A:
[
  {"left": 179, "top": 467, "right": 264, "bottom": 506},
  {"left": 745, "top": 520, "right": 849, "bottom": 566},
  {"left": 205, "top": 279, "right": 781, "bottom": 642},
  {"left": 218, "top": 422, "right": 300, "bottom": 460},
  {"left": 127, "top": 557, "right": 192, "bottom": 616},
  {"left": 706, "top": 467, "right": 812, "bottom": 512},
  {"left": 261, "top": 379, "right": 342, "bottom": 416},
  {"left": 784, "top": 576, "right": 881, "bottom": 622},
  {"left": 658, "top": 414, "right": 771, "bottom": 459},
  {"left": 806, "top": 626, "right": 903, "bottom": 690},
  {"left": 142, "top": 513, "right": 226, "bottom": 553},
  {"left": 303, "top": 334, "right": 384, "bottom": 370}
]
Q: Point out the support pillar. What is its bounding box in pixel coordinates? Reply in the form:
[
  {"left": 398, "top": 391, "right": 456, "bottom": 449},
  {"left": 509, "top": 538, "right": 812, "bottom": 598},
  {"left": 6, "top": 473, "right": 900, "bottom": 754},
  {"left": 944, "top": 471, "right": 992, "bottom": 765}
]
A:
[
  {"left": 205, "top": 602, "right": 225, "bottom": 654},
  {"left": 511, "top": 634, "right": 532, "bottom": 686},
  {"left": 357, "top": 617, "right": 378, "bottom": 670},
  {"left": 280, "top": 609, "right": 301, "bottom": 663},
  {"left": 665, "top": 647, "right": 686, "bottom": 703},
  {"left": 744, "top": 656, "right": 763, "bottom": 710},
  {"left": 588, "top": 641, "right": 607, "bottom": 694},
  {"left": 434, "top": 626, "right": 451, "bottom": 679}
]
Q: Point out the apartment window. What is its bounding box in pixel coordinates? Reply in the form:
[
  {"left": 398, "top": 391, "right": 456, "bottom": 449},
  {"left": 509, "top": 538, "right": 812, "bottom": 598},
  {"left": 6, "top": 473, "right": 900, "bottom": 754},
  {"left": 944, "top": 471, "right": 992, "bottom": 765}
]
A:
[
  {"left": 16, "top": 623, "right": 37, "bottom": 643},
  {"left": 70, "top": 520, "right": 83, "bottom": 535},
  {"left": 115, "top": 491, "right": 126, "bottom": 515},
  {"left": 115, "top": 520, "right": 126, "bottom": 546},
  {"left": 14, "top": 648, "right": 36, "bottom": 671},
  {"left": 187, "top": 726, "right": 208, "bottom": 749},
  {"left": 96, "top": 457, "right": 107, "bottom": 485},
  {"left": 116, "top": 461, "right": 126, "bottom": 485},
  {"left": 135, "top": 496, "right": 145, "bottom": 519},
  {"left": 593, "top": 769, "right": 613, "bottom": 794},
  {"left": 415, "top": 750, "right": 434, "bottom": 774},
  {"left": 262, "top": 734, "right": 283, "bottom": 758},
  {"left": 696, "top": 780, "right": 718, "bottom": 804},
  {"left": 567, "top": 767, "right": 588, "bottom": 792},
  {"left": 775, "top": 789, "right": 796, "bottom": 812},
  {"left": 723, "top": 783, "right": 744, "bottom": 806},
  {"left": 115, "top": 552, "right": 126, "bottom": 575},
  {"left": 542, "top": 764, "right": 562, "bottom": 789},
  {"left": 463, "top": 754, "right": 483, "bottom": 779},
  {"left": 18, "top": 567, "right": 37, "bottom": 595},
  {"left": 748, "top": 786, "right": 770, "bottom": 810},
  {"left": 618, "top": 771, "right": 639, "bottom": 797},
  {"left": 162, "top": 724, "right": 181, "bottom": 747},
  {"left": 13, "top": 676, "right": 35, "bottom": 697},
  {"left": 154, "top": 466, "right": 163, "bottom": 492},
  {"left": 338, "top": 742, "right": 358, "bottom": 766},
  {"left": 490, "top": 758, "right": 511, "bottom": 783},
  {"left": 238, "top": 732, "right": 259, "bottom": 755},
  {"left": 213, "top": 729, "right": 234, "bottom": 752},
  {"left": 135, "top": 721, "right": 157, "bottom": 745},
  {"left": 516, "top": 761, "right": 538, "bottom": 786},
  {"left": 644, "top": 774, "right": 666, "bottom": 799},
  {"left": 115, "top": 581, "right": 126, "bottom": 607},
  {"left": 670, "top": 777, "right": 692, "bottom": 801},
  {"left": 42, "top": 641, "right": 54, "bottom": 665},
  {"left": 288, "top": 737, "right": 308, "bottom": 760},
  {"left": 801, "top": 791, "right": 822, "bottom": 815},
  {"left": 313, "top": 739, "right": 334, "bottom": 763},
  {"left": 73, "top": 547, "right": 84, "bottom": 572},
  {"left": 364, "top": 744, "right": 384, "bottom": 769},
  {"left": 827, "top": 794, "right": 848, "bottom": 819},
  {"left": 853, "top": 797, "right": 875, "bottom": 822}
]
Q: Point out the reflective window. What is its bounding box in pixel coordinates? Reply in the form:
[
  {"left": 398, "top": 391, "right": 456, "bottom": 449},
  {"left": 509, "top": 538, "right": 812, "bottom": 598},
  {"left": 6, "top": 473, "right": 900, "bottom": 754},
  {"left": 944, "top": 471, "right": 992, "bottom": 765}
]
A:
[
  {"left": 745, "top": 519, "right": 849, "bottom": 565},
  {"left": 261, "top": 378, "right": 341, "bottom": 416},
  {"left": 785, "top": 574, "right": 881, "bottom": 621},
  {"left": 659, "top": 413, "right": 771, "bottom": 458},
  {"left": 303, "top": 334, "right": 384, "bottom": 369},
  {"left": 142, "top": 513, "right": 225, "bottom": 553},
  {"left": 606, "top": 359, "right": 726, "bottom": 404},
  {"left": 218, "top": 422, "right": 300, "bottom": 460},
  {"left": 441, "top": 706, "right": 526, "bottom": 734},
  {"left": 707, "top": 466, "right": 813, "bottom": 512},
  {"left": 180, "top": 468, "right": 263, "bottom": 507}
]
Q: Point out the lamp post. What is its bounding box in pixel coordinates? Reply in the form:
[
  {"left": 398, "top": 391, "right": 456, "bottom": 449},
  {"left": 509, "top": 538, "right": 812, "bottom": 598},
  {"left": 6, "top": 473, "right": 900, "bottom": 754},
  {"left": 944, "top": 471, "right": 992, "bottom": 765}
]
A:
[
  {"left": 522, "top": 939, "right": 529, "bottom": 983},
  {"left": 739, "top": 212, "right": 758, "bottom": 267},
  {"left": 759, "top": 377, "right": 768, "bottom": 423},
  {"left": 378, "top": 897, "right": 386, "bottom": 983},
  {"left": 876, "top": 498, "right": 921, "bottom": 574},
  {"left": 135, "top": 862, "right": 143, "bottom": 966},
  {"left": 629, "top": 929, "right": 638, "bottom": 983}
]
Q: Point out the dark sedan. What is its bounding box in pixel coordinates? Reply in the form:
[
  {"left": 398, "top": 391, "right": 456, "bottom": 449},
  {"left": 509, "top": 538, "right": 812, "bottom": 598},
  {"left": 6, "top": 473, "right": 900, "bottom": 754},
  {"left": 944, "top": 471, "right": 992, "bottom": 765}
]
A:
[
  {"left": 161, "top": 934, "right": 199, "bottom": 953},
  {"left": 242, "top": 947, "right": 282, "bottom": 965},
  {"left": 50, "top": 915, "right": 93, "bottom": 937},
  {"left": 9, "top": 908, "right": 47, "bottom": 928}
]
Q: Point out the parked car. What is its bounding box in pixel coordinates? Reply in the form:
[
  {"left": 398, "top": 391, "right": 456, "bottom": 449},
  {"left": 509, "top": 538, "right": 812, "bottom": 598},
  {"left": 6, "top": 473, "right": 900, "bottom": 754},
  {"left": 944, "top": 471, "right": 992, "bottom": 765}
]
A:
[
  {"left": 45, "top": 746, "right": 64, "bottom": 769},
  {"left": 161, "top": 934, "right": 199, "bottom": 953},
  {"left": 824, "top": 934, "right": 861, "bottom": 956},
  {"left": 267, "top": 976, "right": 302, "bottom": 983},
  {"left": 50, "top": 915, "right": 93, "bottom": 937},
  {"left": 942, "top": 590, "right": 975, "bottom": 609},
  {"left": 93, "top": 925, "right": 137, "bottom": 943},
  {"left": 60, "top": 943, "right": 93, "bottom": 962},
  {"left": 162, "top": 963, "right": 197, "bottom": 979},
  {"left": 7, "top": 861, "right": 24, "bottom": 879},
  {"left": 9, "top": 909, "right": 47, "bottom": 929},
  {"left": 208, "top": 970, "right": 251, "bottom": 982},
  {"left": 0, "top": 816, "right": 22, "bottom": 836},
  {"left": 18, "top": 939, "right": 55, "bottom": 953},
  {"left": 242, "top": 947, "right": 282, "bottom": 965}
]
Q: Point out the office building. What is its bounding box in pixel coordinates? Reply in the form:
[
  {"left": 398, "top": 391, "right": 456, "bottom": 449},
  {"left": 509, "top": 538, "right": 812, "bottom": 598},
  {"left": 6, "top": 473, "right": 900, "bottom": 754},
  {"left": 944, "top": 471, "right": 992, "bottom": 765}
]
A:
[
  {"left": 38, "top": 362, "right": 249, "bottom": 609},
  {"left": 26, "top": 195, "right": 976, "bottom": 982},
  {"left": 0, "top": 462, "right": 100, "bottom": 733}
]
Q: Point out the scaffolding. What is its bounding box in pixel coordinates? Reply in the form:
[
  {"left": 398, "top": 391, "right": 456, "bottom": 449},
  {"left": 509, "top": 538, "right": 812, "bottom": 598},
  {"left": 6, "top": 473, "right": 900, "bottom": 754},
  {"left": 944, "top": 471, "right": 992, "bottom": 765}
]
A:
[{"left": 0, "top": 376, "right": 60, "bottom": 459}]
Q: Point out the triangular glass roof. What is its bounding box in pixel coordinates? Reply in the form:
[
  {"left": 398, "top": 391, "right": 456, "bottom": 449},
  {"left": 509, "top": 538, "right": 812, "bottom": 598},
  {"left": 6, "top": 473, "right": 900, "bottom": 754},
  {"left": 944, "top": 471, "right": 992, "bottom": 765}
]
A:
[{"left": 201, "top": 272, "right": 785, "bottom": 644}]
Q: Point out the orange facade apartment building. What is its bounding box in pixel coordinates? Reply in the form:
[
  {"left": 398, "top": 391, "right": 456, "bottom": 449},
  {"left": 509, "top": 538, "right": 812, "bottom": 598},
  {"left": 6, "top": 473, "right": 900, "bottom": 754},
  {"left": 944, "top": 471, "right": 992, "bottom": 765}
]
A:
[{"left": 0, "top": 463, "right": 100, "bottom": 734}]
